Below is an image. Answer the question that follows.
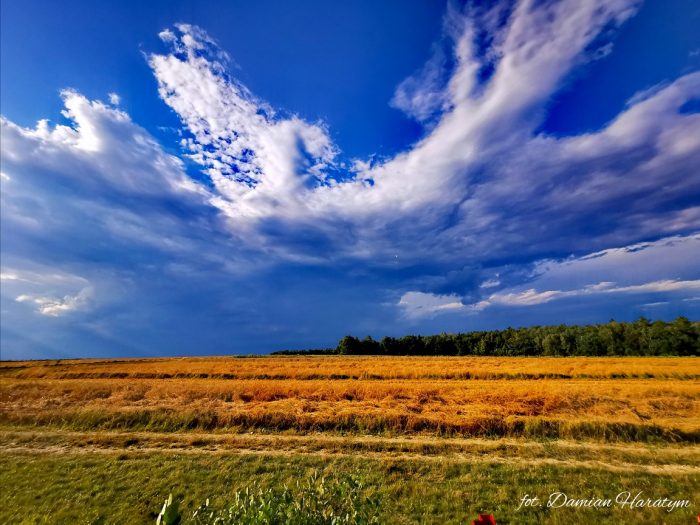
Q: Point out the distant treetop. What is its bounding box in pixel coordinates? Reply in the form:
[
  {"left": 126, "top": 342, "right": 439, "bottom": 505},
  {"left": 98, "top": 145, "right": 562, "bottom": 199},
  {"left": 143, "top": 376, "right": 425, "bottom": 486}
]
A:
[{"left": 272, "top": 317, "right": 699, "bottom": 357}]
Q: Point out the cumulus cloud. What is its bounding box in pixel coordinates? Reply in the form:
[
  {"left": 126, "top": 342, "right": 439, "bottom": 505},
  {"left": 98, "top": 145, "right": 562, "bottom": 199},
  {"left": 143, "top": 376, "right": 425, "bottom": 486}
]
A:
[
  {"left": 1, "top": 90, "right": 204, "bottom": 196},
  {"left": 4, "top": 3, "right": 699, "bottom": 270},
  {"left": 0, "top": 86, "right": 261, "bottom": 332}
]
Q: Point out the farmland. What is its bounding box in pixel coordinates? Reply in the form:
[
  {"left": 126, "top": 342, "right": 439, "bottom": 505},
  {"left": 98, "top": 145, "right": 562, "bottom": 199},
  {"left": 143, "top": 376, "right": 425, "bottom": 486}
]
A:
[{"left": 1, "top": 356, "right": 699, "bottom": 523}]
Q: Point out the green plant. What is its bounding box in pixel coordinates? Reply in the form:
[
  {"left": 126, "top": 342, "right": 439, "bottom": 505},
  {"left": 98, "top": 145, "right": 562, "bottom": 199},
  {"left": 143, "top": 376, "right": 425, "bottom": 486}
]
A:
[
  {"left": 156, "top": 493, "right": 181, "bottom": 525},
  {"left": 190, "top": 471, "right": 380, "bottom": 524}
]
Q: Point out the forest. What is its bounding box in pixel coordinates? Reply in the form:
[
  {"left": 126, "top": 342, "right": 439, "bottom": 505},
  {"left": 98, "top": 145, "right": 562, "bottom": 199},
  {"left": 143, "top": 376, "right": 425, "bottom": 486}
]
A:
[{"left": 274, "top": 317, "right": 700, "bottom": 356}]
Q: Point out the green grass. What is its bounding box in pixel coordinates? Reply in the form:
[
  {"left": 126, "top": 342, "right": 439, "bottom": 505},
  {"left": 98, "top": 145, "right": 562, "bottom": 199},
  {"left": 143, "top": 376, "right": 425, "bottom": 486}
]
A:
[{"left": 0, "top": 451, "right": 697, "bottom": 524}]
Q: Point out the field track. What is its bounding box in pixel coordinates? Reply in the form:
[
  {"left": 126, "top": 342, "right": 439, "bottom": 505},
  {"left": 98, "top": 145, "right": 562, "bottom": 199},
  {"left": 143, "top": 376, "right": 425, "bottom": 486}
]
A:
[{"left": 1, "top": 429, "right": 699, "bottom": 476}]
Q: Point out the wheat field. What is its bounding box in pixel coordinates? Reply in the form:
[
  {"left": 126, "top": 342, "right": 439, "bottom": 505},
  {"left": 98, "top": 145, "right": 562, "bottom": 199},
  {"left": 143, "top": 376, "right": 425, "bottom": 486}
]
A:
[
  {"left": 3, "top": 355, "right": 697, "bottom": 380},
  {"left": 1, "top": 356, "right": 698, "bottom": 523},
  {"left": 1, "top": 356, "right": 698, "bottom": 439}
]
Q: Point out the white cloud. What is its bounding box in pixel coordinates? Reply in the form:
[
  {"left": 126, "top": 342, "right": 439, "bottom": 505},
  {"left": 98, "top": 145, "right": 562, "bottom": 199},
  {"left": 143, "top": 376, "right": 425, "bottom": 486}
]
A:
[
  {"left": 472, "top": 234, "right": 700, "bottom": 310},
  {"left": 403, "top": 277, "right": 700, "bottom": 318},
  {"left": 1, "top": 90, "right": 206, "bottom": 196},
  {"left": 398, "top": 291, "right": 467, "bottom": 319},
  {"left": 141, "top": 2, "right": 699, "bottom": 266},
  {"left": 0, "top": 268, "right": 88, "bottom": 286},
  {"left": 402, "top": 233, "right": 700, "bottom": 317},
  {"left": 640, "top": 302, "right": 669, "bottom": 308},
  {"left": 389, "top": 4, "right": 461, "bottom": 126},
  {"left": 3, "top": 266, "right": 93, "bottom": 316},
  {"left": 158, "top": 29, "right": 176, "bottom": 43},
  {"left": 479, "top": 279, "right": 700, "bottom": 308},
  {"left": 525, "top": 234, "right": 700, "bottom": 292},
  {"left": 149, "top": 24, "right": 338, "bottom": 229},
  {"left": 16, "top": 287, "right": 92, "bottom": 317},
  {"left": 3, "top": 3, "right": 696, "bottom": 270},
  {"left": 0, "top": 93, "right": 239, "bottom": 325},
  {"left": 108, "top": 92, "right": 121, "bottom": 105},
  {"left": 480, "top": 277, "right": 501, "bottom": 289}
]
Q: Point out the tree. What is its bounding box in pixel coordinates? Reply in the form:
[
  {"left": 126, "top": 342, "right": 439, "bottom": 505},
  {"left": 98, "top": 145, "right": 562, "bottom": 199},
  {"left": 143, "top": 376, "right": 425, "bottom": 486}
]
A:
[
  {"left": 542, "top": 334, "right": 562, "bottom": 356},
  {"left": 336, "top": 335, "right": 362, "bottom": 355},
  {"left": 360, "top": 336, "right": 382, "bottom": 355},
  {"left": 324, "top": 317, "right": 699, "bottom": 357}
]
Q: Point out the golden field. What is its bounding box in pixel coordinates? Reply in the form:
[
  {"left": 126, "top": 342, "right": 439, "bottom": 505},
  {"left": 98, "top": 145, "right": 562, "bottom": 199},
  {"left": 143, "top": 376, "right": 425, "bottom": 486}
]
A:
[
  {"left": 3, "top": 355, "right": 697, "bottom": 380},
  {"left": 1, "top": 356, "right": 698, "bottom": 440},
  {"left": 2, "top": 356, "right": 699, "bottom": 523}
]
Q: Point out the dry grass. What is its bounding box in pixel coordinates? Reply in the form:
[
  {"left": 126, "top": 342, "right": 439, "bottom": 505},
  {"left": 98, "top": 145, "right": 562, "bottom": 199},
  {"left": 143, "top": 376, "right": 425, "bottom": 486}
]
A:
[
  {"left": 2, "top": 429, "right": 699, "bottom": 472},
  {"left": 1, "top": 355, "right": 698, "bottom": 380},
  {"left": 1, "top": 356, "right": 698, "bottom": 441}
]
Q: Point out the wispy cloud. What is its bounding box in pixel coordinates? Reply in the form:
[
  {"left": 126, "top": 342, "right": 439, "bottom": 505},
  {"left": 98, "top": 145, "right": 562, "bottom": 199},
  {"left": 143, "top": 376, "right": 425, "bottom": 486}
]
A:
[
  {"left": 400, "top": 234, "right": 700, "bottom": 318},
  {"left": 6, "top": 2, "right": 697, "bottom": 269},
  {"left": 149, "top": 24, "right": 338, "bottom": 221},
  {"left": 3, "top": 267, "right": 92, "bottom": 316},
  {"left": 479, "top": 279, "right": 700, "bottom": 308},
  {"left": 16, "top": 287, "right": 92, "bottom": 317},
  {"left": 640, "top": 301, "right": 669, "bottom": 308},
  {"left": 398, "top": 291, "right": 466, "bottom": 319},
  {"left": 400, "top": 277, "right": 700, "bottom": 318}
]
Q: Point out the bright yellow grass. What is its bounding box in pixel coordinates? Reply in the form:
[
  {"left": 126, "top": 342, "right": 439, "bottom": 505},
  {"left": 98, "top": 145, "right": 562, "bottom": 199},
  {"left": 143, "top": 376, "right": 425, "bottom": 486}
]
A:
[
  {"left": 2, "top": 355, "right": 698, "bottom": 379},
  {"left": 1, "top": 357, "right": 698, "bottom": 439}
]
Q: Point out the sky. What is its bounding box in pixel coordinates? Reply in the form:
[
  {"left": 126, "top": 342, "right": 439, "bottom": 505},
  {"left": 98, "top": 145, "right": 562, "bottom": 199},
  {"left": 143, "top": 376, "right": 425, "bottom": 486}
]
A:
[{"left": 1, "top": 0, "right": 699, "bottom": 359}]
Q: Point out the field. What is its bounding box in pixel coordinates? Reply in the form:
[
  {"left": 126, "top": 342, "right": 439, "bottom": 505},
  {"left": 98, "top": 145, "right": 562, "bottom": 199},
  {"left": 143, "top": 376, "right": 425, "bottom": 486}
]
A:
[{"left": 1, "top": 356, "right": 698, "bottom": 523}]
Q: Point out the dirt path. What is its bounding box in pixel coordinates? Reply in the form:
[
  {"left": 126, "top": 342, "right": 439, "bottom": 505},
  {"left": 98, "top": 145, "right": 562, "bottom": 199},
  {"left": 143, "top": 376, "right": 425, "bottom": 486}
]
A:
[{"left": 1, "top": 429, "right": 698, "bottom": 476}]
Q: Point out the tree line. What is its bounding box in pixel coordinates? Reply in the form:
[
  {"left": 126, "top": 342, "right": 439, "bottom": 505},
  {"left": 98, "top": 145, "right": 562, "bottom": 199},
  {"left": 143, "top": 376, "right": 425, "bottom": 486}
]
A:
[{"left": 273, "top": 317, "right": 700, "bottom": 356}]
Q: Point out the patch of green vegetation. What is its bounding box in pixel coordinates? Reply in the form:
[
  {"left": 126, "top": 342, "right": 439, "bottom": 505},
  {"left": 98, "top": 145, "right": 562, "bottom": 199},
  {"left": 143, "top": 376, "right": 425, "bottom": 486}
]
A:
[
  {"left": 0, "top": 451, "right": 697, "bottom": 524},
  {"left": 189, "top": 471, "right": 380, "bottom": 524}
]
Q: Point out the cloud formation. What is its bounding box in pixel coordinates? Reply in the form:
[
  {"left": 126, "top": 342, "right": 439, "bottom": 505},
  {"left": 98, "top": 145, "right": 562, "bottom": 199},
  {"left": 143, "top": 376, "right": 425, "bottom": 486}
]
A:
[
  {"left": 146, "top": 2, "right": 699, "bottom": 266},
  {"left": 398, "top": 291, "right": 466, "bottom": 319},
  {"left": 16, "top": 288, "right": 92, "bottom": 317},
  {"left": 2, "top": 267, "right": 92, "bottom": 316},
  {"left": 1, "top": 0, "right": 699, "bottom": 357},
  {"left": 150, "top": 25, "right": 338, "bottom": 219},
  {"left": 399, "top": 234, "right": 700, "bottom": 318},
  {"left": 479, "top": 279, "right": 700, "bottom": 309}
]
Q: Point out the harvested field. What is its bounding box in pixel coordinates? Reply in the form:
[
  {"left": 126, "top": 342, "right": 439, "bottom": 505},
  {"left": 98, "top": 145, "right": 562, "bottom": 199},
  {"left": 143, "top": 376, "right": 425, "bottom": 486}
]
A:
[
  {"left": 2, "top": 355, "right": 697, "bottom": 380},
  {"left": 1, "top": 356, "right": 698, "bottom": 523},
  {"left": 1, "top": 356, "right": 698, "bottom": 440}
]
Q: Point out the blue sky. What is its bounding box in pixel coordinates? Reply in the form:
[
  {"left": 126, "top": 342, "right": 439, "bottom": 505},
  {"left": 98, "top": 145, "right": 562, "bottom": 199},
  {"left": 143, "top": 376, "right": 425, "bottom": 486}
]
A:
[{"left": 1, "top": 0, "right": 699, "bottom": 359}]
